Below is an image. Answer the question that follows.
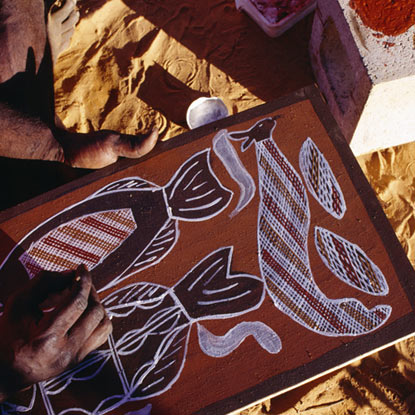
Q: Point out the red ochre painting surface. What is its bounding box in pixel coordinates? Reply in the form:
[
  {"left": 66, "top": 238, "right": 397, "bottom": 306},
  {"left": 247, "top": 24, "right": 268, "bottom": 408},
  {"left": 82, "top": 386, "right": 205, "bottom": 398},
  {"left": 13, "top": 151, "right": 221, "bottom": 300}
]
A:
[
  {"left": 349, "top": 0, "right": 415, "bottom": 36},
  {"left": 0, "top": 94, "right": 414, "bottom": 415}
]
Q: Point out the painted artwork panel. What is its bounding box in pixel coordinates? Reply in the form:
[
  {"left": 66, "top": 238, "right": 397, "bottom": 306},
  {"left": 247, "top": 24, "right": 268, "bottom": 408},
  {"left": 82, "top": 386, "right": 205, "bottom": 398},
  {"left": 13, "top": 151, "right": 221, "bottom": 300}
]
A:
[{"left": 0, "top": 87, "right": 414, "bottom": 415}]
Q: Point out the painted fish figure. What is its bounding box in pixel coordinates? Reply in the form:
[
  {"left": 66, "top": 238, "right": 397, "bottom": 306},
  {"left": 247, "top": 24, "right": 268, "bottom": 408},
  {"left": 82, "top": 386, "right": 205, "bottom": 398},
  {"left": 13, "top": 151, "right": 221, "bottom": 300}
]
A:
[
  {"left": 229, "top": 118, "right": 391, "bottom": 336},
  {"left": 0, "top": 149, "right": 233, "bottom": 293},
  {"left": 38, "top": 247, "right": 265, "bottom": 415}
]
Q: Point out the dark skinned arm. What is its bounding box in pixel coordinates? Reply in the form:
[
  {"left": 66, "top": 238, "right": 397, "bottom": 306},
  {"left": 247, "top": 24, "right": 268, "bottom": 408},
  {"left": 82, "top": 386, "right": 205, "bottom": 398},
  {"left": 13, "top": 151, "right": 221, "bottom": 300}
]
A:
[
  {"left": 0, "top": 101, "right": 158, "bottom": 168},
  {"left": 0, "top": 265, "right": 112, "bottom": 401}
]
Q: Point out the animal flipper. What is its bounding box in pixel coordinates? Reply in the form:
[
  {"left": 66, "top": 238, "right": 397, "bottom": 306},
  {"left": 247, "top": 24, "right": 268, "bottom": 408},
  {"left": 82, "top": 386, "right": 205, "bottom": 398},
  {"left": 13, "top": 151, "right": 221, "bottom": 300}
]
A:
[
  {"left": 163, "top": 149, "right": 233, "bottom": 221},
  {"left": 257, "top": 137, "right": 391, "bottom": 336},
  {"left": 315, "top": 226, "right": 389, "bottom": 296},
  {"left": 173, "top": 246, "right": 264, "bottom": 320},
  {"left": 299, "top": 138, "right": 346, "bottom": 219}
]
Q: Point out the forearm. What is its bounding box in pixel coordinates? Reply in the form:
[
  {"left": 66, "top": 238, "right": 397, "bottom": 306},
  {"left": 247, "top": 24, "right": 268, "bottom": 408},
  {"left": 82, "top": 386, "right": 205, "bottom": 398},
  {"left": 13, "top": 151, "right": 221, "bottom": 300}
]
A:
[{"left": 0, "top": 102, "right": 64, "bottom": 162}]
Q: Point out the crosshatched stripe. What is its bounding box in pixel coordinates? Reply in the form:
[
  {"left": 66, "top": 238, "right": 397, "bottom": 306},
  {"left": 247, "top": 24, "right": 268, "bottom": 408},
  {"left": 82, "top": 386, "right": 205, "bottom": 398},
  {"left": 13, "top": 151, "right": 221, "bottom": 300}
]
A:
[
  {"left": 25, "top": 247, "right": 79, "bottom": 270},
  {"left": 330, "top": 236, "right": 361, "bottom": 287},
  {"left": 260, "top": 217, "right": 309, "bottom": 277},
  {"left": 339, "top": 302, "right": 378, "bottom": 331},
  {"left": 264, "top": 269, "right": 318, "bottom": 330},
  {"left": 57, "top": 225, "right": 118, "bottom": 253},
  {"left": 263, "top": 140, "right": 306, "bottom": 202},
  {"left": 260, "top": 155, "right": 307, "bottom": 224},
  {"left": 100, "top": 210, "right": 137, "bottom": 230},
  {"left": 315, "top": 227, "right": 388, "bottom": 295},
  {"left": 19, "top": 209, "right": 137, "bottom": 278},
  {"left": 262, "top": 249, "right": 348, "bottom": 333},
  {"left": 357, "top": 252, "right": 382, "bottom": 292},
  {"left": 309, "top": 146, "right": 320, "bottom": 192},
  {"left": 80, "top": 216, "right": 129, "bottom": 240},
  {"left": 262, "top": 189, "right": 306, "bottom": 248},
  {"left": 22, "top": 258, "right": 44, "bottom": 276},
  {"left": 374, "top": 308, "right": 388, "bottom": 320},
  {"left": 331, "top": 184, "right": 342, "bottom": 216},
  {"left": 43, "top": 236, "right": 101, "bottom": 264},
  {"left": 299, "top": 138, "right": 346, "bottom": 219},
  {"left": 315, "top": 230, "right": 331, "bottom": 265}
]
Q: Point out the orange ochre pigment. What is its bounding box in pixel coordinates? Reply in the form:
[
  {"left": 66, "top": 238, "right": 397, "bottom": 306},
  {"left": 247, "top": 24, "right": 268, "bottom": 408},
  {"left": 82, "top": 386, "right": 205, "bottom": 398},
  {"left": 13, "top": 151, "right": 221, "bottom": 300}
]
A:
[{"left": 349, "top": 0, "right": 415, "bottom": 36}]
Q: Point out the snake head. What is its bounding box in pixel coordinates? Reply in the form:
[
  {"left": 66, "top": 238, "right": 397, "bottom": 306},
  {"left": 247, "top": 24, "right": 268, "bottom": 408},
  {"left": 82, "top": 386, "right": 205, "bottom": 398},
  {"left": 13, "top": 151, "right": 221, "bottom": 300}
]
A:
[{"left": 228, "top": 115, "right": 281, "bottom": 151}]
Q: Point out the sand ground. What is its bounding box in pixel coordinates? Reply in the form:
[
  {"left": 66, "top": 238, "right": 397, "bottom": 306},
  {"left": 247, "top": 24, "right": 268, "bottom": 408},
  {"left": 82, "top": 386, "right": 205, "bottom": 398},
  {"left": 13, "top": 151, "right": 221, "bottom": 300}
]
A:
[{"left": 54, "top": 1, "right": 415, "bottom": 413}]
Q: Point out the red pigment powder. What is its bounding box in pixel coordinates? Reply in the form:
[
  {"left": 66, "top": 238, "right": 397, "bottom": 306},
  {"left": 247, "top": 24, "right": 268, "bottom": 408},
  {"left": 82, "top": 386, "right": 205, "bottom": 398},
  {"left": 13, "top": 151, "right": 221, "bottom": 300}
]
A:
[{"left": 349, "top": 0, "right": 415, "bottom": 36}]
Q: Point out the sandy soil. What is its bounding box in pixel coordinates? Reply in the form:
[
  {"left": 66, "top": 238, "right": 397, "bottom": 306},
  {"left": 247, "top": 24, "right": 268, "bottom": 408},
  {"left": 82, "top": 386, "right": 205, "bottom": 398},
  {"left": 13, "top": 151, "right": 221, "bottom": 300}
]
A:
[{"left": 54, "top": 1, "right": 415, "bottom": 413}]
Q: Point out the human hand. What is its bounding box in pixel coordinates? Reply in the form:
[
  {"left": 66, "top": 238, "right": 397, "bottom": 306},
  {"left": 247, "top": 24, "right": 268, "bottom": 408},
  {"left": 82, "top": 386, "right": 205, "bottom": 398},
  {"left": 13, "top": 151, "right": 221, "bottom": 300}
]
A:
[
  {"left": 0, "top": 265, "right": 112, "bottom": 401},
  {"left": 57, "top": 127, "right": 159, "bottom": 169},
  {"left": 47, "top": 0, "right": 80, "bottom": 63}
]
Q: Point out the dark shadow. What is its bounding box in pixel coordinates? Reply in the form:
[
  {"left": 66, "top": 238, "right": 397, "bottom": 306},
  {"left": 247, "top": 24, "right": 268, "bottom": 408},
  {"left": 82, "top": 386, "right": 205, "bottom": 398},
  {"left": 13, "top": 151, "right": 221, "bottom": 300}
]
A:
[
  {"left": 0, "top": 229, "right": 26, "bottom": 306},
  {"left": 337, "top": 352, "right": 415, "bottom": 413},
  {"left": 138, "top": 62, "right": 207, "bottom": 128},
  {"left": 0, "top": 45, "right": 54, "bottom": 124},
  {"left": 271, "top": 342, "right": 415, "bottom": 414},
  {"left": 120, "top": 0, "right": 314, "bottom": 101},
  {"left": 0, "top": 157, "right": 91, "bottom": 211},
  {"left": 44, "top": 355, "right": 127, "bottom": 414},
  {"left": 0, "top": 40, "right": 91, "bottom": 212}
]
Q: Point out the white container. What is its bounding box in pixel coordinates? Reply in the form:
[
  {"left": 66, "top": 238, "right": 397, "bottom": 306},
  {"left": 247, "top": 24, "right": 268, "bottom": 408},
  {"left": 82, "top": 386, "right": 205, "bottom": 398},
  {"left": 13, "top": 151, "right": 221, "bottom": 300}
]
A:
[
  {"left": 186, "top": 97, "right": 229, "bottom": 130},
  {"left": 235, "top": 0, "right": 316, "bottom": 38}
]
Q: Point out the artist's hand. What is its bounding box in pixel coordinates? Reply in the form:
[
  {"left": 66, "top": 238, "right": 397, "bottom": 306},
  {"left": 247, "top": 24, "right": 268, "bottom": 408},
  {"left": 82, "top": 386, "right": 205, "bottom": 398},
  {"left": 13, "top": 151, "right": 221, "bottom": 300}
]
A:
[
  {"left": 57, "top": 128, "right": 159, "bottom": 169},
  {"left": 47, "top": 0, "right": 80, "bottom": 63},
  {"left": 0, "top": 265, "right": 112, "bottom": 402}
]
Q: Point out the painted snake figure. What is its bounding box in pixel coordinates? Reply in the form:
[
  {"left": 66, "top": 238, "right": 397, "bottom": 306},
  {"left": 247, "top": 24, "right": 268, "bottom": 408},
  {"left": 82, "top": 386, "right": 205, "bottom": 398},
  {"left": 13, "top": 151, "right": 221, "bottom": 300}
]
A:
[{"left": 229, "top": 117, "right": 391, "bottom": 336}]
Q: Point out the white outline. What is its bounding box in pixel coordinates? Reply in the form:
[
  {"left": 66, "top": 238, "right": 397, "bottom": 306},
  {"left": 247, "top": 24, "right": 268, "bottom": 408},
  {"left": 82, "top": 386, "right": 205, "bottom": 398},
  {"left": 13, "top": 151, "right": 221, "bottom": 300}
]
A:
[
  {"left": 314, "top": 226, "right": 389, "bottom": 296},
  {"left": 299, "top": 138, "right": 346, "bottom": 220},
  {"left": 197, "top": 321, "right": 282, "bottom": 357},
  {"left": 0, "top": 385, "right": 37, "bottom": 414},
  {"left": 35, "top": 247, "right": 265, "bottom": 415},
  {"left": 1, "top": 148, "right": 233, "bottom": 295},
  {"left": 212, "top": 130, "right": 256, "bottom": 218},
  {"left": 164, "top": 148, "right": 234, "bottom": 223},
  {"left": 229, "top": 118, "right": 392, "bottom": 337}
]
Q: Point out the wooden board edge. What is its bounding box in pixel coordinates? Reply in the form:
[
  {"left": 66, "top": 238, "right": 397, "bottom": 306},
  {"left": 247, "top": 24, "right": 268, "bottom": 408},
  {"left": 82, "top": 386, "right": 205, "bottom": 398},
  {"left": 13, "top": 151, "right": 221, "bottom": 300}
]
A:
[
  {"left": 0, "top": 87, "right": 309, "bottom": 222},
  {"left": 304, "top": 85, "right": 415, "bottom": 308},
  {"left": 194, "top": 312, "right": 415, "bottom": 415},
  {"left": 2, "top": 85, "right": 415, "bottom": 415}
]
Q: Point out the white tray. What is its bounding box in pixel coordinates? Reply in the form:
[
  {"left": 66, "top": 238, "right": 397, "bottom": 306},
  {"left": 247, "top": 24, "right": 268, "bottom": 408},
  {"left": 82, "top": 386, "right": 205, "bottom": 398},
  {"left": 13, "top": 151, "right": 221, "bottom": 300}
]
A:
[{"left": 235, "top": 0, "right": 316, "bottom": 37}]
